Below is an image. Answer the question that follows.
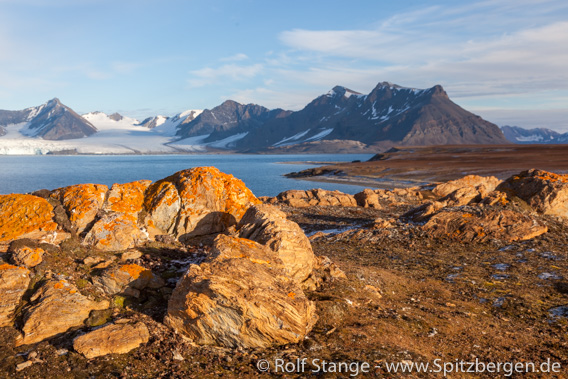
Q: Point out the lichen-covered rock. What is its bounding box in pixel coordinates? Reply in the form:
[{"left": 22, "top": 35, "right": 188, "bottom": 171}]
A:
[
  {"left": 421, "top": 206, "right": 547, "bottom": 243},
  {"left": 94, "top": 264, "right": 164, "bottom": 296},
  {"left": 17, "top": 279, "right": 109, "bottom": 346},
  {"left": 433, "top": 175, "right": 502, "bottom": 198},
  {"left": 51, "top": 184, "right": 108, "bottom": 234},
  {"left": 274, "top": 189, "right": 356, "bottom": 207},
  {"left": 0, "top": 264, "right": 31, "bottom": 327},
  {"left": 497, "top": 169, "right": 568, "bottom": 218},
  {"left": 0, "top": 194, "right": 59, "bottom": 244},
  {"left": 143, "top": 181, "right": 181, "bottom": 237},
  {"left": 102, "top": 180, "right": 152, "bottom": 215},
  {"left": 354, "top": 189, "right": 382, "bottom": 209},
  {"left": 83, "top": 213, "right": 146, "bottom": 251},
  {"left": 165, "top": 235, "right": 316, "bottom": 349},
  {"left": 238, "top": 204, "right": 315, "bottom": 283},
  {"left": 144, "top": 167, "right": 260, "bottom": 239},
  {"left": 10, "top": 245, "right": 45, "bottom": 268},
  {"left": 403, "top": 201, "right": 447, "bottom": 223},
  {"left": 354, "top": 187, "right": 423, "bottom": 209},
  {"left": 73, "top": 322, "right": 150, "bottom": 359}
]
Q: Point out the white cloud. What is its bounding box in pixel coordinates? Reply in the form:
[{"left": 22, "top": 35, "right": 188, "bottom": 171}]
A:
[
  {"left": 188, "top": 63, "right": 263, "bottom": 87},
  {"left": 271, "top": 0, "right": 568, "bottom": 118}
]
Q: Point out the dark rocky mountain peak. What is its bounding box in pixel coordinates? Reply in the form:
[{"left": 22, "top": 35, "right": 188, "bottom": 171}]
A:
[
  {"left": 108, "top": 113, "right": 124, "bottom": 122},
  {"left": 501, "top": 125, "right": 567, "bottom": 144},
  {"left": 20, "top": 98, "right": 98, "bottom": 140},
  {"left": 176, "top": 100, "right": 291, "bottom": 140},
  {"left": 231, "top": 80, "right": 508, "bottom": 151}
]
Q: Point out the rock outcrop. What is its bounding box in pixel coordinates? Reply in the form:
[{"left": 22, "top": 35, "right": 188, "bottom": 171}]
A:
[
  {"left": 17, "top": 279, "right": 109, "bottom": 346},
  {"left": 50, "top": 184, "right": 108, "bottom": 234},
  {"left": 421, "top": 206, "right": 548, "bottom": 243},
  {"left": 73, "top": 322, "right": 150, "bottom": 359},
  {"left": 94, "top": 264, "right": 164, "bottom": 297},
  {"left": 269, "top": 189, "right": 356, "bottom": 207},
  {"left": 237, "top": 204, "right": 315, "bottom": 284},
  {"left": 9, "top": 243, "right": 45, "bottom": 268},
  {"left": 432, "top": 175, "right": 502, "bottom": 198},
  {"left": 497, "top": 169, "right": 568, "bottom": 218},
  {"left": 83, "top": 213, "right": 145, "bottom": 251},
  {"left": 0, "top": 166, "right": 325, "bottom": 353},
  {"left": 102, "top": 180, "right": 152, "bottom": 215},
  {"left": 0, "top": 264, "right": 31, "bottom": 327},
  {"left": 0, "top": 194, "right": 59, "bottom": 247},
  {"left": 165, "top": 234, "right": 317, "bottom": 349},
  {"left": 143, "top": 167, "right": 260, "bottom": 240}
]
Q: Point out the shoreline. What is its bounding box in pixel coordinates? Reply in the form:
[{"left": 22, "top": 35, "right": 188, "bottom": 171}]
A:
[
  {"left": 287, "top": 174, "right": 431, "bottom": 190},
  {"left": 281, "top": 144, "right": 568, "bottom": 190}
]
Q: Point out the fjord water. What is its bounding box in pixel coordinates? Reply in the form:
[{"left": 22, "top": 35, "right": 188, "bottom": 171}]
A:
[{"left": 0, "top": 154, "right": 372, "bottom": 196}]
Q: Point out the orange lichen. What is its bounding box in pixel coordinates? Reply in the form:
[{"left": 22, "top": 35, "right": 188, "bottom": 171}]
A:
[
  {"left": 105, "top": 180, "right": 151, "bottom": 214},
  {"left": 0, "top": 194, "right": 58, "bottom": 242},
  {"left": 119, "top": 264, "right": 151, "bottom": 280},
  {"left": 288, "top": 292, "right": 296, "bottom": 299},
  {"left": 0, "top": 263, "right": 18, "bottom": 270},
  {"left": 50, "top": 184, "right": 108, "bottom": 232}
]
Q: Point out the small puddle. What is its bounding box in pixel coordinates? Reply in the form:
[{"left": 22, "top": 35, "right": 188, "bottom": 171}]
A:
[
  {"left": 493, "top": 297, "right": 507, "bottom": 307},
  {"left": 492, "top": 263, "right": 510, "bottom": 271},
  {"left": 540, "top": 252, "right": 559, "bottom": 260},
  {"left": 549, "top": 305, "right": 568, "bottom": 319},
  {"left": 491, "top": 274, "right": 509, "bottom": 280},
  {"left": 445, "top": 273, "right": 460, "bottom": 283},
  {"left": 538, "top": 272, "right": 563, "bottom": 280}
]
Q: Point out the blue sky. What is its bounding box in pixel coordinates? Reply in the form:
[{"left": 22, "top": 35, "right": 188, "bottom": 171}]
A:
[{"left": 0, "top": 0, "right": 567, "bottom": 130}]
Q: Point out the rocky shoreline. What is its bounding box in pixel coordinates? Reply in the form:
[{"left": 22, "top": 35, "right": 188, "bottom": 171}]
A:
[{"left": 1, "top": 166, "right": 568, "bottom": 377}]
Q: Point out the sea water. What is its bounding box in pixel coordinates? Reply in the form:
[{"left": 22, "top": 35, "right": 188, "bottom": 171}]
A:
[{"left": 0, "top": 154, "right": 373, "bottom": 196}]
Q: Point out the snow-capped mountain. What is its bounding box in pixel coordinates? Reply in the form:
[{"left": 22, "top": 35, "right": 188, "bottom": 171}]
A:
[
  {"left": 176, "top": 100, "right": 291, "bottom": 147},
  {"left": 0, "top": 98, "right": 97, "bottom": 140},
  {"left": 223, "top": 82, "right": 508, "bottom": 151},
  {"left": 137, "top": 109, "right": 202, "bottom": 135},
  {"left": 0, "top": 81, "right": 514, "bottom": 155},
  {"left": 501, "top": 125, "right": 568, "bottom": 144}
]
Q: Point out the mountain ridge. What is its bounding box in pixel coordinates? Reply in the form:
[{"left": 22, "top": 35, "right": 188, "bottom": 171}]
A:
[
  {"left": 0, "top": 81, "right": 514, "bottom": 154},
  {"left": 501, "top": 125, "right": 568, "bottom": 144}
]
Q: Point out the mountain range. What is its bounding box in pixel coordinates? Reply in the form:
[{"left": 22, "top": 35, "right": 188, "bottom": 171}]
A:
[
  {"left": 501, "top": 125, "right": 568, "bottom": 144},
  {"left": 0, "top": 81, "right": 519, "bottom": 155}
]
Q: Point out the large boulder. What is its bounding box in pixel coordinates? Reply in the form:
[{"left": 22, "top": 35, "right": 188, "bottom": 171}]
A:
[
  {"left": 83, "top": 213, "right": 145, "bottom": 251},
  {"left": 237, "top": 204, "right": 315, "bottom": 283},
  {"left": 273, "top": 189, "right": 356, "bottom": 207},
  {"left": 165, "top": 235, "right": 316, "bottom": 349},
  {"left": 354, "top": 187, "right": 423, "bottom": 208},
  {"left": 94, "top": 263, "right": 164, "bottom": 296},
  {"left": 143, "top": 181, "right": 181, "bottom": 237},
  {"left": 433, "top": 175, "right": 502, "bottom": 198},
  {"left": 0, "top": 264, "right": 31, "bottom": 327},
  {"left": 354, "top": 189, "right": 382, "bottom": 209},
  {"left": 9, "top": 245, "right": 45, "bottom": 268},
  {"left": 50, "top": 184, "right": 108, "bottom": 234},
  {"left": 143, "top": 167, "right": 260, "bottom": 240},
  {"left": 497, "top": 169, "right": 568, "bottom": 218},
  {"left": 73, "top": 322, "right": 150, "bottom": 359},
  {"left": 0, "top": 194, "right": 59, "bottom": 246},
  {"left": 102, "top": 180, "right": 152, "bottom": 215},
  {"left": 421, "top": 206, "right": 547, "bottom": 243},
  {"left": 17, "top": 279, "right": 109, "bottom": 346}
]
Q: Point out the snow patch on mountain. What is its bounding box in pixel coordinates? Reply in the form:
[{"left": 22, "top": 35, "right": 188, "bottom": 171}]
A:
[
  {"left": 273, "top": 130, "right": 311, "bottom": 147},
  {"left": 208, "top": 132, "right": 249, "bottom": 149},
  {"left": 305, "top": 128, "right": 334, "bottom": 142}
]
